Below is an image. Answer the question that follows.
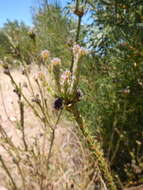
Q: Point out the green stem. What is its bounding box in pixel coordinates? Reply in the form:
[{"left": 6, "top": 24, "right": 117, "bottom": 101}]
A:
[{"left": 69, "top": 104, "right": 117, "bottom": 190}]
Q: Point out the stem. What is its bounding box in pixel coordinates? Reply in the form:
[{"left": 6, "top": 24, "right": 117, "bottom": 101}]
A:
[
  {"left": 46, "top": 110, "right": 63, "bottom": 169},
  {"left": 110, "top": 137, "right": 121, "bottom": 165},
  {"left": 75, "top": 15, "right": 82, "bottom": 43},
  {"left": 46, "top": 128, "right": 55, "bottom": 169},
  {"left": 70, "top": 0, "right": 83, "bottom": 72},
  {"left": 1, "top": 145, "right": 26, "bottom": 190},
  {"left": 68, "top": 104, "right": 117, "bottom": 190},
  {"left": 5, "top": 70, "right": 44, "bottom": 123},
  {"left": 68, "top": 104, "right": 84, "bottom": 134},
  {"left": 15, "top": 161, "right": 26, "bottom": 190},
  {"left": 19, "top": 94, "right": 28, "bottom": 151},
  {"left": 0, "top": 124, "right": 18, "bottom": 152},
  {"left": 25, "top": 69, "right": 35, "bottom": 97},
  {"left": 0, "top": 155, "right": 18, "bottom": 190}
]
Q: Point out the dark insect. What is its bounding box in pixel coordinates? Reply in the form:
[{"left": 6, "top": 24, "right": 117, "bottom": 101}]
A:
[{"left": 54, "top": 97, "right": 63, "bottom": 110}]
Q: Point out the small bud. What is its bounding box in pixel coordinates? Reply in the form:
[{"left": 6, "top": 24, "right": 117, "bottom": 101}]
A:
[{"left": 73, "top": 5, "right": 84, "bottom": 17}]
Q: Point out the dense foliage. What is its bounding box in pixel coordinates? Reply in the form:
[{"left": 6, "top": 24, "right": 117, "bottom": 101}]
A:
[{"left": 79, "top": 0, "right": 143, "bottom": 185}]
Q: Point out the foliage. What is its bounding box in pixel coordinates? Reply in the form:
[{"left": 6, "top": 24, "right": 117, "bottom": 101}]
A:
[
  {"left": 78, "top": 0, "right": 143, "bottom": 186},
  {"left": 0, "top": 20, "right": 38, "bottom": 66},
  {"left": 32, "top": 2, "right": 75, "bottom": 62}
]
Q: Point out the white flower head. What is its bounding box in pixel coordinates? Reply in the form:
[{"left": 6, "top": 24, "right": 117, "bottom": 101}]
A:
[
  {"left": 60, "top": 70, "right": 71, "bottom": 85},
  {"left": 41, "top": 50, "right": 50, "bottom": 60},
  {"left": 73, "top": 44, "right": 88, "bottom": 57},
  {"left": 51, "top": 58, "right": 61, "bottom": 65}
]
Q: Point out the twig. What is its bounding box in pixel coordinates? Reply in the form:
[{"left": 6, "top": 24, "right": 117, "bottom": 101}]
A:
[
  {"left": 70, "top": 0, "right": 83, "bottom": 72},
  {"left": 4, "top": 69, "right": 44, "bottom": 124},
  {"left": 75, "top": 15, "right": 82, "bottom": 43},
  {"left": 24, "top": 66, "right": 35, "bottom": 97},
  {"left": 0, "top": 155, "right": 18, "bottom": 190},
  {"left": 0, "top": 84, "right": 13, "bottom": 125},
  {"left": 1, "top": 144, "right": 26, "bottom": 190},
  {"left": 18, "top": 83, "right": 28, "bottom": 151},
  {"left": 46, "top": 109, "right": 63, "bottom": 169}
]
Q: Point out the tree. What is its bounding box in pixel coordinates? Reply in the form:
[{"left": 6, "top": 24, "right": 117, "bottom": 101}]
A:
[
  {"left": 80, "top": 0, "right": 143, "bottom": 185},
  {"left": 32, "top": 0, "right": 75, "bottom": 62}
]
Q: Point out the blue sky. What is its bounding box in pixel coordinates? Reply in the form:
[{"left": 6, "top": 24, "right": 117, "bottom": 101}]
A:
[
  {"left": 0, "top": 0, "right": 34, "bottom": 27},
  {"left": 0, "top": 1, "right": 90, "bottom": 28},
  {"left": 0, "top": 0, "right": 68, "bottom": 28}
]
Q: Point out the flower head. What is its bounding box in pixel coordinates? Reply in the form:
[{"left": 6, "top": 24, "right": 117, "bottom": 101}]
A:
[
  {"left": 33, "top": 72, "right": 45, "bottom": 81},
  {"left": 73, "top": 44, "right": 88, "bottom": 58},
  {"left": 73, "top": 44, "right": 81, "bottom": 55},
  {"left": 41, "top": 50, "right": 50, "bottom": 60},
  {"left": 60, "top": 70, "right": 71, "bottom": 95},
  {"left": 61, "top": 70, "right": 71, "bottom": 83},
  {"left": 51, "top": 58, "right": 61, "bottom": 65}
]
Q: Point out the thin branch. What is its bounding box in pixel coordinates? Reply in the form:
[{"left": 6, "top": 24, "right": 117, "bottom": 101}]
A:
[
  {"left": 70, "top": 0, "right": 83, "bottom": 72},
  {"left": 18, "top": 84, "right": 28, "bottom": 151},
  {"left": 46, "top": 109, "right": 63, "bottom": 169},
  {"left": 0, "top": 155, "right": 18, "bottom": 190}
]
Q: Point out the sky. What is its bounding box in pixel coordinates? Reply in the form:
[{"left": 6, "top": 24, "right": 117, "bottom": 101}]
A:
[
  {"left": 0, "top": 1, "right": 90, "bottom": 28},
  {"left": 0, "top": 0, "right": 35, "bottom": 28},
  {"left": 0, "top": 1, "right": 68, "bottom": 28}
]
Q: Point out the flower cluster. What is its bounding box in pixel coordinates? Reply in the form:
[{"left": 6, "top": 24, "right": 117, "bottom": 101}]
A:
[
  {"left": 39, "top": 45, "right": 87, "bottom": 108},
  {"left": 60, "top": 70, "right": 71, "bottom": 95},
  {"left": 60, "top": 70, "right": 71, "bottom": 85},
  {"left": 60, "top": 70, "right": 71, "bottom": 83}
]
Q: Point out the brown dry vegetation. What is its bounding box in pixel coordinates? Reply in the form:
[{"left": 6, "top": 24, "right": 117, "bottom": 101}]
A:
[{"left": 0, "top": 65, "right": 96, "bottom": 190}]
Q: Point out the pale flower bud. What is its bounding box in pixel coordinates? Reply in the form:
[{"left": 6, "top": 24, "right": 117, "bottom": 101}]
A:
[
  {"left": 60, "top": 70, "right": 71, "bottom": 95},
  {"left": 73, "top": 44, "right": 81, "bottom": 55},
  {"left": 51, "top": 58, "right": 62, "bottom": 94},
  {"left": 51, "top": 58, "right": 61, "bottom": 65},
  {"left": 37, "top": 72, "right": 45, "bottom": 81},
  {"left": 60, "top": 70, "right": 71, "bottom": 84},
  {"left": 41, "top": 50, "right": 50, "bottom": 60},
  {"left": 73, "top": 44, "right": 88, "bottom": 58}
]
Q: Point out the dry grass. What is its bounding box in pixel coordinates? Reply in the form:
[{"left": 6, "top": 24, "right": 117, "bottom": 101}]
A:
[{"left": 0, "top": 65, "right": 96, "bottom": 190}]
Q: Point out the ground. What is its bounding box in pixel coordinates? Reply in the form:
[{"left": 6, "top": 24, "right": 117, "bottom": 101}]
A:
[{"left": 0, "top": 65, "right": 95, "bottom": 190}]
